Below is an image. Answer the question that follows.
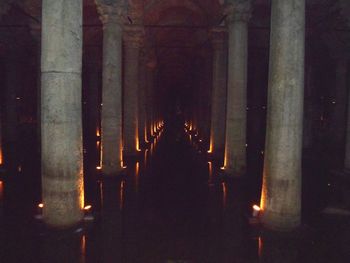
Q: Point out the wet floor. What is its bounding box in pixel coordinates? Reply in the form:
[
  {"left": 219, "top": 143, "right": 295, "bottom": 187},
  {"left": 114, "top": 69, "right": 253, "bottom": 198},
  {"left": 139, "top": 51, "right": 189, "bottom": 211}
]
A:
[{"left": 0, "top": 124, "right": 350, "bottom": 262}]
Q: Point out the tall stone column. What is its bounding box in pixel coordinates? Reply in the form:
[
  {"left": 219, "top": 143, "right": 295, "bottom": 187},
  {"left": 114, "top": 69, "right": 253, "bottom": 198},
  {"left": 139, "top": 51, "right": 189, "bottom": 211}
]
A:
[
  {"left": 223, "top": 0, "right": 251, "bottom": 175},
  {"left": 138, "top": 49, "right": 147, "bottom": 147},
  {"left": 209, "top": 27, "right": 227, "bottom": 158},
  {"left": 146, "top": 59, "right": 156, "bottom": 139},
  {"left": 123, "top": 25, "right": 144, "bottom": 157},
  {"left": 96, "top": 1, "right": 125, "bottom": 175},
  {"left": 41, "top": 0, "right": 84, "bottom": 227},
  {"left": 260, "top": 0, "right": 305, "bottom": 230}
]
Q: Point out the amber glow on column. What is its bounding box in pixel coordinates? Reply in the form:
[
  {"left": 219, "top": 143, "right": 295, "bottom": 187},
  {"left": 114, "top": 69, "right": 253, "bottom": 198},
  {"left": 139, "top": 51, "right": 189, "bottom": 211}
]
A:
[
  {"left": 120, "top": 138, "right": 126, "bottom": 169},
  {"left": 208, "top": 140, "right": 213, "bottom": 153},
  {"left": 96, "top": 128, "right": 100, "bottom": 137},
  {"left": 260, "top": 170, "right": 267, "bottom": 211},
  {"left": 79, "top": 170, "right": 85, "bottom": 210}
]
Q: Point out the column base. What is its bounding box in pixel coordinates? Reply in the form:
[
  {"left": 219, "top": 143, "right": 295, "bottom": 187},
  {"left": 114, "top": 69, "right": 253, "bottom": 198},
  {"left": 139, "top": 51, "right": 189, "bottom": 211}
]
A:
[
  {"left": 123, "top": 150, "right": 143, "bottom": 161},
  {"left": 102, "top": 165, "right": 126, "bottom": 177},
  {"left": 221, "top": 166, "right": 246, "bottom": 177},
  {"left": 260, "top": 209, "right": 301, "bottom": 232}
]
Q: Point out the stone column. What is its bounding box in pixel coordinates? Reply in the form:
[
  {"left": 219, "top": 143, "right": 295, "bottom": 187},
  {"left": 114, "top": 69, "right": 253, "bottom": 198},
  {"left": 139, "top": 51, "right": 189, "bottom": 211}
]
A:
[
  {"left": 209, "top": 27, "right": 227, "bottom": 158},
  {"left": 138, "top": 49, "right": 147, "bottom": 147},
  {"left": 123, "top": 25, "right": 144, "bottom": 157},
  {"left": 260, "top": 0, "right": 305, "bottom": 230},
  {"left": 146, "top": 59, "right": 156, "bottom": 139},
  {"left": 41, "top": 0, "right": 84, "bottom": 227},
  {"left": 96, "top": 1, "right": 125, "bottom": 175},
  {"left": 223, "top": 1, "right": 251, "bottom": 175}
]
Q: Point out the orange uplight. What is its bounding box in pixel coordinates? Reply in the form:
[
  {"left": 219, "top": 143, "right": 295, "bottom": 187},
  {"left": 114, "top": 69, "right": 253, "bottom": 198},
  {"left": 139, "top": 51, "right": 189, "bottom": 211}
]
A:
[
  {"left": 84, "top": 205, "right": 92, "bottom": 211},
  {"left": 253, "top": 205, "right": 261, "bottom": 211},
  {"left": 96, "top": 166, "right": 102, "bottom": 170},
  {"left": 96, "top": 128, "right": 100, "bottom": 137},
  {"left": 38, "top": 203, "right": 44, "bottom": 208}
]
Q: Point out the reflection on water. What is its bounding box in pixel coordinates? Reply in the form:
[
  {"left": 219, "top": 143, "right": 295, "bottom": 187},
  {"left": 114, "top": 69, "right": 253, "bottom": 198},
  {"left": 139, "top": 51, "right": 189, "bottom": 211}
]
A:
[{"left": 0, "top": 124, "right": 350, "bottom": 262}]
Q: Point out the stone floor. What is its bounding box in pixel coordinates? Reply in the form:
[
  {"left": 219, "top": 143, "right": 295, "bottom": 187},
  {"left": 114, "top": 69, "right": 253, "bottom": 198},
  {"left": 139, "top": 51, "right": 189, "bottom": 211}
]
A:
[{"left": 0, "top": 124, "right": 350, "bottom": 262}]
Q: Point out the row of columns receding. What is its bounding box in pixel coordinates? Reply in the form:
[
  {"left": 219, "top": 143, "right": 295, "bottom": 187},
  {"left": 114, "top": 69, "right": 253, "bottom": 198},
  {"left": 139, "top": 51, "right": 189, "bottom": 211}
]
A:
[{"left": 26, "top": 0, "right": 330, "bottom": 231}]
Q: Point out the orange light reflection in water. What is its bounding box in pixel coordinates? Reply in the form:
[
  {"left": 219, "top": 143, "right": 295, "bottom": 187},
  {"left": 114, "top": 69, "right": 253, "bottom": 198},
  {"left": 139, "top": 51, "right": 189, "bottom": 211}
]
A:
[
  {"left": 99, "top": 181, "right": 104, "bottom": 208},
  {"left": 81, "top": 235, "right": 86, "bottom": 263},
  {"left": 208, "top": 162, "right": 213, "bottom": 183},
  {"left": 222, "top": 182, "right": 227, "bottom": 209},
  {"left": 258, "top": 237, "right": 263, "bottom": 258},
  {"left": 120, "top": 181, "right": 125, "bottom": 211},
  {"left": 135, "top": 162, "right": 140, "bottom": 193}
]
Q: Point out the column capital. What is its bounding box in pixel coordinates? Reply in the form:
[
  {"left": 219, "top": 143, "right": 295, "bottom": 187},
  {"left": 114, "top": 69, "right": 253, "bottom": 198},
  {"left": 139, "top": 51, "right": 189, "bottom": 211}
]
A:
[
  {"left": 95, "top": 0, "right": 127, "bottom": 25},
  {"left": 209, "top": 26, "right": 227, "bottom": 50},
  {"left": 224, "top": 0, "right": 252, "bottom": 23},
  {"left": 123, "top": 25, "right": 145, "bottom": 48}
]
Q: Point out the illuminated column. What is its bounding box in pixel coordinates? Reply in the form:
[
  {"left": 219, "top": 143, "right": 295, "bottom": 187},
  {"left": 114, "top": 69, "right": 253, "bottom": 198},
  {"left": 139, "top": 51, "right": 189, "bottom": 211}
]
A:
[
  {"left": 146, "top": 59, "right": 156, "bottom": 138},
  {"left": 260, "top": 0, "right": 305, "bottom": 230},
  {"left": 96, "top": 1, "right": 125, "bottom": 174},
  {"left": 223, "top": 1, "right": 251, "bottom": 175},
  {"left": 123, "top": 25, "right": 144, "bottom": 156},
  {"left": 138, "top": 49, "right": 147, "bottom": 146},
  {"left": 41, "top": 0, "right": 84, "bottom": 227},
  {"left": 209, "top": 27, "right": 227, "bottom": 158}
]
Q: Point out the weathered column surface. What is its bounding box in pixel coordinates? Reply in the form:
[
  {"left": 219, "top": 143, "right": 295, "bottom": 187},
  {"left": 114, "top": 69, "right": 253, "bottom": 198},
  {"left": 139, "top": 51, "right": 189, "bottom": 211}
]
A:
[
  {"left": 260, "top": 0, "right": 305, "bottom": 230},
  {"left": 123, "top": 25, "right": 144, "bottom": 157},
  {"left": 97, "top": 1, "right": 125, "bottom": 175},
  {"left": 223, "top": 0, "right": 250, "bottom": 175},
  {"left": 41, "top": 0, "right": 84, "bottom": 227},
  {"left": 209, "top": 27, "right": 227, "bottom": 159}
]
